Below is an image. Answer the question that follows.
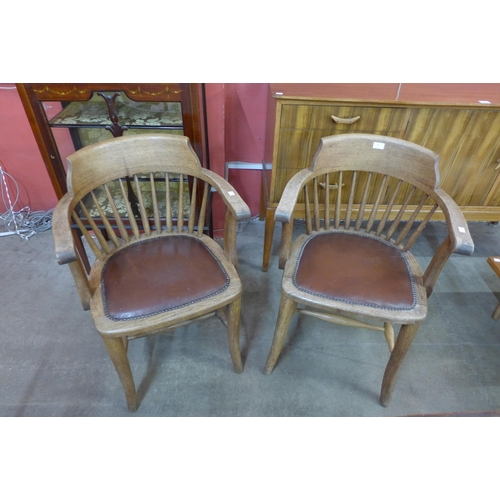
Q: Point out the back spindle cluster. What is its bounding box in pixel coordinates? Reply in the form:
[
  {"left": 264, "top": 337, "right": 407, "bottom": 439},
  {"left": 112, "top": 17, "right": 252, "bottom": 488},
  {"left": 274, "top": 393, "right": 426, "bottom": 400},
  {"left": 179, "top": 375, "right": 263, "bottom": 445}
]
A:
[
  {"left": 71, "top": 172, "right": 211, "bottom": 262},
  {"left": 302, "top": 170, "right": 439, "bottom": 252}
]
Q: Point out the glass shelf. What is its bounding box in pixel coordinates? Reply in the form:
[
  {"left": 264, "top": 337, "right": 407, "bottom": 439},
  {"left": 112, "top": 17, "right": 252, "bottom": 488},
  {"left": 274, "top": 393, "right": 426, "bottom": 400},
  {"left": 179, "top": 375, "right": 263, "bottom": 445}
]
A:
[{"left": 49, "top": 92, "right": 183, "bottom": 129}]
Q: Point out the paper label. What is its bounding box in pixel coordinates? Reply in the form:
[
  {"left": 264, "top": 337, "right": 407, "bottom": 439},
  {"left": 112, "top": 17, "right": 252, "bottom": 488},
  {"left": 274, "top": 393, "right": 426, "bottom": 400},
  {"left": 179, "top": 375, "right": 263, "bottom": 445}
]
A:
[
  {"left": 458, "top": 226, "right": 466, "bottom": 233},
  {"left": 228, "top": 191, "right": 235, "bottom": 196},
  {"left": 479, "top": 100, "right": 491, "bottom": 104},
  {"left": 373, "top": 142, "right": 385, "bottom": 150}
]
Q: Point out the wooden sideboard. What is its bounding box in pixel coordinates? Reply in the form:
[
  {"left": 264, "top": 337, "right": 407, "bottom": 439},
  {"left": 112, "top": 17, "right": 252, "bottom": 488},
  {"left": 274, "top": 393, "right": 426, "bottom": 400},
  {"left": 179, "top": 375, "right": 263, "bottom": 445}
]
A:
[{"left": 261, "top": 83, "right": 500, "bottom": 271}]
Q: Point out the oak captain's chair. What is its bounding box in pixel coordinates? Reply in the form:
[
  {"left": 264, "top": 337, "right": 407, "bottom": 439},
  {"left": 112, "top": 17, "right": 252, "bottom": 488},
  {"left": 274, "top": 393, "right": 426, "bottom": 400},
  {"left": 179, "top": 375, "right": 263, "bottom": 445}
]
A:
[
  {"left": 53, "top": 134, "right": 251, "bottom": 411},
  {"left": 264, "top": 133, "right": 474, "bottom": 406}
]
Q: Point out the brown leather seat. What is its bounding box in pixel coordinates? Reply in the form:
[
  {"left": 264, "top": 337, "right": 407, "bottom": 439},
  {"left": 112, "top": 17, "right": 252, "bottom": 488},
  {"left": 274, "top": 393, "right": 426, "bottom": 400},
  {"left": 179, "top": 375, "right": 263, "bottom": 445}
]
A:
[
  {"left": 294, "top": 231, "right": 416, "bottom": 310},
  {"left": 102, "top": 236, "right": 230, "bottom": 320}
]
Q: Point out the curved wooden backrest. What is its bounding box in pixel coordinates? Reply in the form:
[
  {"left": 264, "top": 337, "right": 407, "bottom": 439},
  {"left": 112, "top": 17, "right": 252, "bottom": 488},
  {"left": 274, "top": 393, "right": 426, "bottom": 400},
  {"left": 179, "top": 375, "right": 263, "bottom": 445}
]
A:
[
  {"left": 311, "top": 134, "right": 440, "bottom": 192},
  {"left": 66, "top": 134, "right": 202, "bottom": 198}
]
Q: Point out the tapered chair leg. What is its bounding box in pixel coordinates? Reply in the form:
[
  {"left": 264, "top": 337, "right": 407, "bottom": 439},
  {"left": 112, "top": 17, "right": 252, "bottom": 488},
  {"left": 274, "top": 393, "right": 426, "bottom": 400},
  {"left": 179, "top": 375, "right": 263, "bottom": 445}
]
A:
[
  {"left": 227, "top": 296, "right": 243, "bottom": 373},
  {"left": 264, "top": 295, "right": 297, "bottom": 374},
  {"left": 380, "top": 322, "right": 421, "bottom": 407},
  {"left": 102, "top": 336, "right": 138, "bottom": 412}
]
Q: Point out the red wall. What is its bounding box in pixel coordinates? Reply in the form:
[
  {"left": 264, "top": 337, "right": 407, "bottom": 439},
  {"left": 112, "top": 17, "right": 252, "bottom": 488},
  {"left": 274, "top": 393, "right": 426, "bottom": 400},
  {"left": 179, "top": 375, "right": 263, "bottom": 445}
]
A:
[
  {"left": 0, "top": 85, "right": 58, "bottom": 212},
  {"left": 225, "top": 83, "right": 269, "bottom": 163},
  {"left": 204, "top": 83, "right": 270, "bottom": 234},
  {"left": 224, "top": 83, "right": 269, "bottom": 218},
  {"left": 204, "top": 83, "right": 227, "bottom": 236}
]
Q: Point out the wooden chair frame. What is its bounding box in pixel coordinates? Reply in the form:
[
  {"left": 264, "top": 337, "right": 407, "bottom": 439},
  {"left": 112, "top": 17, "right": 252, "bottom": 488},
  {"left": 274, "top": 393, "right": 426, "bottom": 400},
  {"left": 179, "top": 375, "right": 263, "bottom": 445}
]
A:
[
  {"left": 264, "top": 133, "right": 474, "bottom": 406},
  {"left": 53, "top": 134, "right": 251, "bottom": 411}
]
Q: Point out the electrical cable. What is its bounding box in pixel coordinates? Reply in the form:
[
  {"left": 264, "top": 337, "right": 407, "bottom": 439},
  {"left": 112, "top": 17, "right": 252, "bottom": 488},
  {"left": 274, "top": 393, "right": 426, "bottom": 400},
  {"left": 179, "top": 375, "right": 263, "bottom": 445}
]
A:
[{"left": 0, "top": 162, "right": 54, "bottom": 239}]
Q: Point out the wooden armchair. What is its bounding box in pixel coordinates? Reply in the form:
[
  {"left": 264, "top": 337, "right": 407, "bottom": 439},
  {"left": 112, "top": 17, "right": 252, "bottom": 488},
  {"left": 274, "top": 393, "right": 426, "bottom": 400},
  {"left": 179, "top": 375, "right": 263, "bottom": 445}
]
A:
[
  {"left": 53, "top": 134, "right": 251, "bottom": 411},
  {"left": 264, "top": 133, "right": 474, "bottom": 406}
]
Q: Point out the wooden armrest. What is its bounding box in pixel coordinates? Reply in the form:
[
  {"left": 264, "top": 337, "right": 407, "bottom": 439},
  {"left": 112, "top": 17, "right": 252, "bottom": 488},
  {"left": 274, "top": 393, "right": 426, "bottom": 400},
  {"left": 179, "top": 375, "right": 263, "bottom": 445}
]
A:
[
  {"left": 273, "top": 169, "right": 314, "bottom": 268},
  {"left": 275, "top": 169, "right": 313, "bottom": 223},
  {"left": 53, "top": 193, "right": 77, "bottom": 265},
  {"left": 201, "top": 170, "right": 251, "bottom": 221},
  {"left": 434, "top": 189, "right": 474, "bottom": 256},
  {"left": 201, "top": 169, "right": 250, "bottom": 269},
  {"left": 53, "top": 193, "right": 92, "bottom": 310},
  {"left": 423, "top": 189, "right": 474, "bottom": 297}
]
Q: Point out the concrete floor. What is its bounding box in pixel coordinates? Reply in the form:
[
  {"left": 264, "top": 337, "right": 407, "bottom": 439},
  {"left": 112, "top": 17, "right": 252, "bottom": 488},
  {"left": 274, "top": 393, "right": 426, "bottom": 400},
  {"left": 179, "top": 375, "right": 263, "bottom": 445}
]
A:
[{"left": 2, "top": 218, "right": 500, "bottom": 417}]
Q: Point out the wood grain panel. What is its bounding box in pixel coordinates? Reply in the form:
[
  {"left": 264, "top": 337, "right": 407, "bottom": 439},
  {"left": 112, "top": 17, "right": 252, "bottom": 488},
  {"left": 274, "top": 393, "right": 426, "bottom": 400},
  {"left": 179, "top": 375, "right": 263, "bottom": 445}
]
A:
[
  {"left": 403, "top": 107, "right": 474, "bottom": 195},
  {"left": 403, "top": 107, "right": 500, "bottom": 205},
  {"left": 449, "top": 111, "right": 500, "bottom": 206},
  {"left": 271, "top": 104, "right": 410, "bottom": 206},
  {"left": 476, "top": 141, "right": 500, "bottom": 207},
  {"left": 279, "top": 102, "right": 408, "bottom": 132}
]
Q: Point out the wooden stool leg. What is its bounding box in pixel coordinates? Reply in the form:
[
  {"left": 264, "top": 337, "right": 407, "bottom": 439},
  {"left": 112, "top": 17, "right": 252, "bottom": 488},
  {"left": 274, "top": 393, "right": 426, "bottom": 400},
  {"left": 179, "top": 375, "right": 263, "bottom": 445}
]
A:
[
  {"left": 264, "top": 295, "right": 297, "bottom": 374},
  {"left": 380, "top": 322, "right": 421, "bottom": 407},
  {"left": 227, "top": 296, "right": 243, "bottom": 373},
  {"left": 102, "top": 336, "right": 137, "bottom": 412}
]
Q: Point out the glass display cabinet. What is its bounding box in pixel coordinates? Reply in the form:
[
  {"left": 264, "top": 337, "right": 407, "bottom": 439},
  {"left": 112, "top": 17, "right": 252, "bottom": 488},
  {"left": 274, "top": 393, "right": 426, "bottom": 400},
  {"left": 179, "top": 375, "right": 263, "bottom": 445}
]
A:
[{"left": 17, "top": 83, "right": 207, "bottom": 198}]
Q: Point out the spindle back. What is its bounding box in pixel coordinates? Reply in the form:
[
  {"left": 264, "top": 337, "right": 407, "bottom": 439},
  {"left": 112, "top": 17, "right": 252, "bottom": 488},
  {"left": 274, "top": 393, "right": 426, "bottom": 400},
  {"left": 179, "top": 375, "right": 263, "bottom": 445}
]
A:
[
  {"left": 301, "top": 169, "right": 441, "bottom": 253},
  {"left": 66, "top": 134, "right": 215, "bottom": 262}
]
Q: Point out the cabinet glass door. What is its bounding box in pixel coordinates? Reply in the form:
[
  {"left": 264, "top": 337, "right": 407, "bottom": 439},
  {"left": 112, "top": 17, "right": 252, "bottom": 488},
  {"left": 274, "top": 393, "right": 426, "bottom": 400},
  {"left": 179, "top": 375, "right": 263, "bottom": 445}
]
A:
[{"left": 48, "top": 91, "right": 185, "bottom": 149}]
